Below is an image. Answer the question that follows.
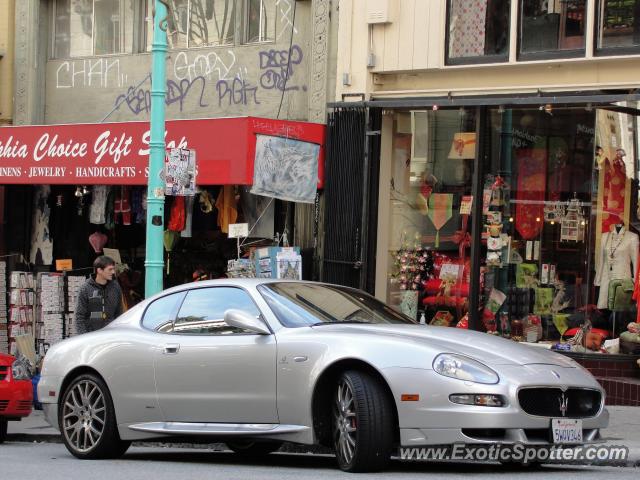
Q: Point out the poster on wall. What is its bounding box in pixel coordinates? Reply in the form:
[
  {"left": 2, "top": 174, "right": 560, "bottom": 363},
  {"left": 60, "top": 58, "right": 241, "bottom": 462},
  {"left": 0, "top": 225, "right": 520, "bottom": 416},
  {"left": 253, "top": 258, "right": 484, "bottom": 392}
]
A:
[
  {"left": 165, "top": 148, "right": 197, "bottom": 196},
  {"left": 251, "top": 135, "right": 320, "bottom": 204}
]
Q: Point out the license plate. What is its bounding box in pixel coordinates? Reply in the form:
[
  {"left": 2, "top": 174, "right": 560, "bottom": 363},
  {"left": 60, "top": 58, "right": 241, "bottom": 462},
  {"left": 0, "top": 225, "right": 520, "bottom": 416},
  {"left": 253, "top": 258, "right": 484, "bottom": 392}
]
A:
[{"left": 551, "top": 418, "right": 583, "bottom": 444}]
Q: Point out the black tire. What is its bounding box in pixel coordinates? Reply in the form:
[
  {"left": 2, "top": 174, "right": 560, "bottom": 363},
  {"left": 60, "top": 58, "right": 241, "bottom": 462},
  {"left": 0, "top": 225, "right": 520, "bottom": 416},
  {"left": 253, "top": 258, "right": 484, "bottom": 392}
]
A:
[
  {"left": 331, "top": 370, "right": 395, "bottom": 472},
  {"left": 0, "top": 418, "right": 7, "bottom": 444},
  {"left": 59, "top": 373, "right": 131, "bottom": 459},
  {"left": 226, "top": 440, "right": 283, "bottom": 456}
]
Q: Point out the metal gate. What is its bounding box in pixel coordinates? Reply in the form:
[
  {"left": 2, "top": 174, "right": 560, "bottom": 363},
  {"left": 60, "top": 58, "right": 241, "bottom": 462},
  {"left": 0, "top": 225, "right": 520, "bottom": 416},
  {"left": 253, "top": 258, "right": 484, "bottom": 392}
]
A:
[{"left": 322, "top": 107, "right": 381, "bottom": 292}]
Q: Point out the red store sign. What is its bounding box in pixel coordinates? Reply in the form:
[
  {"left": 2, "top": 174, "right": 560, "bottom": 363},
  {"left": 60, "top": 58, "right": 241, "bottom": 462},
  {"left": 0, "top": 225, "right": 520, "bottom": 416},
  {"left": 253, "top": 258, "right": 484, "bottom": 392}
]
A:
[{"left": 0, "top": 117, "right": 325, "bottom": 186}]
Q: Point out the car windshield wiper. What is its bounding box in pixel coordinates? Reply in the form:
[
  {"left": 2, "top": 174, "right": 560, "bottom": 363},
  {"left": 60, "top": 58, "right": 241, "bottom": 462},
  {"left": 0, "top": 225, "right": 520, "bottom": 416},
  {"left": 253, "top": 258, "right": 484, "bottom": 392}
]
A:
[{"left": 310, "top": 320, "right": 372, "bottom": 326}]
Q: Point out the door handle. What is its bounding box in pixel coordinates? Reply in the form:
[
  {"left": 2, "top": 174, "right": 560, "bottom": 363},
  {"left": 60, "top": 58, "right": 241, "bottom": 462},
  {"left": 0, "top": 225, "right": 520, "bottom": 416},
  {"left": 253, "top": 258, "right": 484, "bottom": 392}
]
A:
[{"left": 163, "top": 343, "right": 180, "bottom": 355}]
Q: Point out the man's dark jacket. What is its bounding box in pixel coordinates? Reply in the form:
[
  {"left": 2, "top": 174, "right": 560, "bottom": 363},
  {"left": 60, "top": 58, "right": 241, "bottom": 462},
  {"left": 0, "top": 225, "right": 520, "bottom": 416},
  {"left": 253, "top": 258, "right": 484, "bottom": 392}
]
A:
[{"left": 75, "top": 277, "right": 123, "bottom": 334}]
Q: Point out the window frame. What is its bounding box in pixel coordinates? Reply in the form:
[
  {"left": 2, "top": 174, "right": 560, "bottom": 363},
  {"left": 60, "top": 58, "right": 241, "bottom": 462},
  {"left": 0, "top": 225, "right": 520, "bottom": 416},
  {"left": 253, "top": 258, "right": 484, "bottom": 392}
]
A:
[
  {"left": 242, "top": 0, "right": 276, "bottom": 45},
  {"left": 140, "top": 290, "right": 187, "bottom": 333},
  {"left": 51, "top": 0, "right": 144, "bottom": 59},
  {"left": 444, "top": 0, "right": 511, "bottom": 66},
  {"left": 516, "top": 0, "right": 588, "bottom": 61},
  {"left": 594, "top": 0, "right": 640, "bottom": 56},
  {"left": 163, "top": 285, "right": 269, "bottom": 336}
]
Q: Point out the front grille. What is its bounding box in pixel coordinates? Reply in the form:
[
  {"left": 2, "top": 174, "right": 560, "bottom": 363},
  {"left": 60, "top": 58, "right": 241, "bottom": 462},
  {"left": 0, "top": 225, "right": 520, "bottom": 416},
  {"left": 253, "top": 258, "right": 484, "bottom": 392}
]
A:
[
  {"left": 518, "top": 388, "right": 602, "bottom": 418},
  {"left": 17, "top": 400, "right": 31, "bottom": 411},
  {"left": 0, "top": 366, "right": 7, "bottom": 381},
  {"left": 0, "top": 400, "right": 8, "bottom": 412}
]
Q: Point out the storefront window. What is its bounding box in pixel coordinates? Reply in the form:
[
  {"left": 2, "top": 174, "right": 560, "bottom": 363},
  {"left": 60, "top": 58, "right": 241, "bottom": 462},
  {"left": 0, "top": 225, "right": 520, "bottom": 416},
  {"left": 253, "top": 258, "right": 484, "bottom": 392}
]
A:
[
  {"left": 446, "top": 0, "right": 511, "bottom": 64},
  {"left": 482, "top": 106, "right": 638, "bottom": 355},
  {"left": 596, "top": 0, "right": 640, "bottom": 51},
  {"left": 385, "top": 110, "right": 477, "bottom": 327},
  {"left": 519, "top": 0, "right": 587, "bottom": 56},
  {"left": 53, "top": 0, "right": 135, "bottom": 58}
]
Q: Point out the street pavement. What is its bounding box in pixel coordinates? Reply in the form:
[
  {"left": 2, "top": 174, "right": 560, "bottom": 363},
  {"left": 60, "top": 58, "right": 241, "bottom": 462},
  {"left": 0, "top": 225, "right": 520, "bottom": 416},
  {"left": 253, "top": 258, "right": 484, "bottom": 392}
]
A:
[
  {"left": 0, "top": 443, "right": 639, "bottom": 480},
  {"left": 3, "top": 406, "right": 639, "bottom": 476}
]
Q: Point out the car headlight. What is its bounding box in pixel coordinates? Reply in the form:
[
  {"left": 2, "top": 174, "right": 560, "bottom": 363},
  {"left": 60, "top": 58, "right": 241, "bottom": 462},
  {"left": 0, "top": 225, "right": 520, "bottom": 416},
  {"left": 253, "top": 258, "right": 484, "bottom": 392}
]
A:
[
  {"left": 11, "top": 361, "right": 31, "bottom": 381},
  {"left": 433, "top": 353, "right": 499, "bottom": 384}
]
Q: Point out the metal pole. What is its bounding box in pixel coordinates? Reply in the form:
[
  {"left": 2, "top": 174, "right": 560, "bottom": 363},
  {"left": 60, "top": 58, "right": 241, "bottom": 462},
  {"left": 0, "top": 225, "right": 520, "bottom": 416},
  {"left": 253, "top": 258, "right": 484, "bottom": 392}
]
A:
[{"left": 145, "top": 0, "right": 168, "bottom": 297}]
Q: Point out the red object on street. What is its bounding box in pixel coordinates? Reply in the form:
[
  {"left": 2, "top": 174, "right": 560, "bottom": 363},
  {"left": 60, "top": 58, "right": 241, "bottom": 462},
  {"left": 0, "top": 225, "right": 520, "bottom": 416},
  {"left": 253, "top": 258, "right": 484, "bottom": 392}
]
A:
[
  {"left": 0, "top": 353, "right": 33, "bottom": 442},
  {"left": 0, "top": 116, "right": 325, "bottom": 186}
]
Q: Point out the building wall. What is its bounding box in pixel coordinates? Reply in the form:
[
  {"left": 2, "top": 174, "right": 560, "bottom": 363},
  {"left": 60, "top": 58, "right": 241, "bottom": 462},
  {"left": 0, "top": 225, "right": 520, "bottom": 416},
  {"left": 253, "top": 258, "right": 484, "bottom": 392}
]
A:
[
  {"left": 0, "top": 0, "right": 15, "bottom": 125},
  {"left": 14, "top": 0, "right": 336, "bottom": 126},
  {"left": 337, "top": 0, "right": 640, "bottom": 99}
]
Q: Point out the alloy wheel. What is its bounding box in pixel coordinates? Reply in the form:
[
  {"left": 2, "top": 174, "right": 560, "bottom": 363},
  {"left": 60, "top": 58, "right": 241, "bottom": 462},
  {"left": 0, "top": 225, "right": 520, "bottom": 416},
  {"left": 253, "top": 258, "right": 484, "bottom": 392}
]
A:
[
  {"left": 333, "top": 378, "right": 357, "bottom": 464},
  {"left": 62, "top": 379, "right": 106, "bottom": 453}
]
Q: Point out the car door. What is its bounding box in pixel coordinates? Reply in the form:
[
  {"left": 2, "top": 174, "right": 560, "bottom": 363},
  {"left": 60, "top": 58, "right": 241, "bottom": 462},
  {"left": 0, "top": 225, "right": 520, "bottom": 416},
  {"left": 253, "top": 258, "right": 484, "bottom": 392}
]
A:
[{"left": 153, "top": 286, "right": 278, "bottom": 423}]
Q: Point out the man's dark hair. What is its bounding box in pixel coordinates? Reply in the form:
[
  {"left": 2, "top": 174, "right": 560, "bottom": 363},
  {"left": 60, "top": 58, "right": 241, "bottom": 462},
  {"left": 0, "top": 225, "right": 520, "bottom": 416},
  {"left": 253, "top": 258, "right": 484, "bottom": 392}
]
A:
[{"left": 94, "top": 256, "right": 116, "bottom": 270}]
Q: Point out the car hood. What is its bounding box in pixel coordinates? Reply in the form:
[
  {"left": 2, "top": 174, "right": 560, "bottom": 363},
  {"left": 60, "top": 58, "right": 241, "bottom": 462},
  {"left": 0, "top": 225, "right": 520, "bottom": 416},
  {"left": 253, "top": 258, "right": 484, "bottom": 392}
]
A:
[{"left": 310, "top": 324, "right": 577, "bottom": 367}]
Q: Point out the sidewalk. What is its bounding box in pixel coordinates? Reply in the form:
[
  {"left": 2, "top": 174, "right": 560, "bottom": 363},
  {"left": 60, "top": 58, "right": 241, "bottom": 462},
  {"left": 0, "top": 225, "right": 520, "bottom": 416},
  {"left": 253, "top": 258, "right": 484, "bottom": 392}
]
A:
[{"left": 7, "top": 407, "right": 640, "bottom": 466}]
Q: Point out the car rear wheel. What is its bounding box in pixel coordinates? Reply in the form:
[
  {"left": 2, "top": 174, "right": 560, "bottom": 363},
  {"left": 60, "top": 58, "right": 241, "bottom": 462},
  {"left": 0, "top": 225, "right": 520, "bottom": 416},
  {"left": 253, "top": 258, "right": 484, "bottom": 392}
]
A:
[
  {"left": 226, "top": 440, "right": 283, "bottom": 456},
  {"left": 60, "top": 373, "right": 130, "bottom": 459},
  {"left": 332, "top": 370, "right": 394, "bottom": 472},
  {"left": 0, "top": 418, "right": 7, "bottom": 444}
]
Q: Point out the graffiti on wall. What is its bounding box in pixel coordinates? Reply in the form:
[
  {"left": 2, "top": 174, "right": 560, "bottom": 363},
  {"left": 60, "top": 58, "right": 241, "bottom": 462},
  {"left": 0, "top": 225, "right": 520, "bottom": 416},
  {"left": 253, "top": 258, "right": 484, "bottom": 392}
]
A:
[
  {"left": 259, "top": 45, "right": 304, "bottom": 92},
  {"left": 56, "top": 58, "right": 129, "bottom": 89},
  {"left": 110, "top": 44, "right": 305, "bottom": 117}
]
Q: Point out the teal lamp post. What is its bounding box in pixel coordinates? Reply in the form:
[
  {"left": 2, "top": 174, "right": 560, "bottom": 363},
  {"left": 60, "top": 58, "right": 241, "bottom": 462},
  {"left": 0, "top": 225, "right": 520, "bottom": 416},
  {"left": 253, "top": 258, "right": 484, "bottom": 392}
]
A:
[{"left": 145, "top": 0, "right": 169, "bottom": 297}]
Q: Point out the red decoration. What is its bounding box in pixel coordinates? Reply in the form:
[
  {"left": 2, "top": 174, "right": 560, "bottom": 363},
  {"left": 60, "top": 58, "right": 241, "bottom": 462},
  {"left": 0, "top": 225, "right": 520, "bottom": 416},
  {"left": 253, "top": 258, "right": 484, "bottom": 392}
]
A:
[{"left": 515, "top": 149, "right": 547, "bottom": 240}]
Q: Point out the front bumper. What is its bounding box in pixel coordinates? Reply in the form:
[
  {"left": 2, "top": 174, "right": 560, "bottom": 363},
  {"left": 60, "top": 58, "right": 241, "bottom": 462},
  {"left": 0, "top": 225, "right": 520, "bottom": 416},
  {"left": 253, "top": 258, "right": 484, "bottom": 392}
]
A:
[
  {"left": 0, "top": 379, "right": 33, "bottom": 419},
  {"left": 382, "top": 365, "right": 609, "bottom": 447}
]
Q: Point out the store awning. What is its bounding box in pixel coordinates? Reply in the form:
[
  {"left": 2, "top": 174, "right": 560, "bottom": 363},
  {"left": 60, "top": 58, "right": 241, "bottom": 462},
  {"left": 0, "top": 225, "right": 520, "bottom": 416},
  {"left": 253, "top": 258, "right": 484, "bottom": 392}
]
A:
[{"left": 0, "top": 116, "right": 325, "bottom": 187}]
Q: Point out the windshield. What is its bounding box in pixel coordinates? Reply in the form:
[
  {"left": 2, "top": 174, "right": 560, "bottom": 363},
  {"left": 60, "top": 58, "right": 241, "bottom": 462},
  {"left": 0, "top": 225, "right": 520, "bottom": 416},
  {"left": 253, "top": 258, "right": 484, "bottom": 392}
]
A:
[{"left": 257, "top": 283, "right": 417, "bottom": 327}]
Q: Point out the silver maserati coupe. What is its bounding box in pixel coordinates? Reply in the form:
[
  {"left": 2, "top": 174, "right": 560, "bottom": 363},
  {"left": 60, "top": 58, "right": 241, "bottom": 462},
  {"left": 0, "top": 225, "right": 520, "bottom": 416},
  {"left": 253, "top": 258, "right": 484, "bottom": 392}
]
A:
[{"left": 38, "top": 279, "right": 608, "bottom": 472}]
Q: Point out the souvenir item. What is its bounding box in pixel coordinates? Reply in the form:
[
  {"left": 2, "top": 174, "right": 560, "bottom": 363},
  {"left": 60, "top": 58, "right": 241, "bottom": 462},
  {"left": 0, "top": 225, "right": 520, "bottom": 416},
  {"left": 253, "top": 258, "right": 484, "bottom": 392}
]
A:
[
  {"left": 430, "top": 311, "right": 454, "bottom": 327},
  {"left": 88, "top": 231, "right": 108, "bottom": 254},
  {"left": 426, "top": 194, "right": 454, "bottom": 247},
  {"left": 533, "top": 287, "right": 553, "bottom": 315}
]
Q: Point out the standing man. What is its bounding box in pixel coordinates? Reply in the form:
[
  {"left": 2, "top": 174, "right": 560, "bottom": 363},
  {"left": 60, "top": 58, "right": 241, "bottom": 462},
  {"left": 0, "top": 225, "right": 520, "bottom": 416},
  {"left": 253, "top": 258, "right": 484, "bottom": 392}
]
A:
[{"left": 75, "top": 256, "right": 123, "bottom": 334}]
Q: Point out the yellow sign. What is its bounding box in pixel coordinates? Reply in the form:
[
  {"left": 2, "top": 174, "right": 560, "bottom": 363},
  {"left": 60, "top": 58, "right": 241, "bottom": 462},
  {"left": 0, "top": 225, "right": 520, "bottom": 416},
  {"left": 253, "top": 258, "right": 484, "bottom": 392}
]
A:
[{"left": 56, "top": 259, "right": 73, "bottom": 271}]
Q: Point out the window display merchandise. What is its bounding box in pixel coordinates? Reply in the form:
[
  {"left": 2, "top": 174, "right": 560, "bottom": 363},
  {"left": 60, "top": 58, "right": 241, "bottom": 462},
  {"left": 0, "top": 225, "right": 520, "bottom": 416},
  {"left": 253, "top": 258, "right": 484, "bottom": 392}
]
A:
[{"left": 384, "top": 106, "right": 640, "bottom": 356}]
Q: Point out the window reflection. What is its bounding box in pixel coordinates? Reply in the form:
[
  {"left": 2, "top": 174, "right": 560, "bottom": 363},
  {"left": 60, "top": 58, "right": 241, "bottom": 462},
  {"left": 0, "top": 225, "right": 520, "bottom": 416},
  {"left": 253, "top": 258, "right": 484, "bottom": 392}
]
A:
[{"left": 520, "top": 0, "right": 587, "bottom": 55}]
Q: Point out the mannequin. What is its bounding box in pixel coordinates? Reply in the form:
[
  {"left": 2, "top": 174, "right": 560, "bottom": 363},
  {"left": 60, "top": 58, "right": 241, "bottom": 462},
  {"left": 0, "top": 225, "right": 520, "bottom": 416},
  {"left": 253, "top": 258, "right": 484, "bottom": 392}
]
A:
[{"left": 595, "top": 223, "right": 639, "bottom": 309}]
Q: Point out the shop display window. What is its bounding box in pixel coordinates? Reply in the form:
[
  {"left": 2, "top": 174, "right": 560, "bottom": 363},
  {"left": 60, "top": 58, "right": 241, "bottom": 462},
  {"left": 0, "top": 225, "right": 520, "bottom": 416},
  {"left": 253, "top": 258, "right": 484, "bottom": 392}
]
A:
[
  {"left": 483, "top": 106, "right": 640, "bottom": 355},
  {"left": 384, "top": 106, "right": 640, "bottom": 356},
  {"left": 385, "top": 109, "right": 476, "bottom": 327}
]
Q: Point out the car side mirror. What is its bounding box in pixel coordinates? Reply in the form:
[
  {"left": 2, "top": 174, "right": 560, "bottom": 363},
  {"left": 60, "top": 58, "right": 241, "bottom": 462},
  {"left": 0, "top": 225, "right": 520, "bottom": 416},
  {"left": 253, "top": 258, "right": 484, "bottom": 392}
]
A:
[{"left": 224, "top": 309, "right": 271, "bottom": 335}]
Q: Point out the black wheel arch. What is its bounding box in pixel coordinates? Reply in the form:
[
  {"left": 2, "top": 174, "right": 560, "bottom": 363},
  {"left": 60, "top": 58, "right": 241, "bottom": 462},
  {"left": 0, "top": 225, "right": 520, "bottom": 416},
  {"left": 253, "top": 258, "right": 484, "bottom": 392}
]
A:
[{"left": 311, "top": 358, "right": 399, "bottom": 448}]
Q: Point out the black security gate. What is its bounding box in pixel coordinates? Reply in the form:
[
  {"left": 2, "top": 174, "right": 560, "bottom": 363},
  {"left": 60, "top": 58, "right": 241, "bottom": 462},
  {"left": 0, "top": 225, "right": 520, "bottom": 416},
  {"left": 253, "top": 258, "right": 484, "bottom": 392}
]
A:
[{"left": 322, "top": 107, "right": 381, "bottom": 293}]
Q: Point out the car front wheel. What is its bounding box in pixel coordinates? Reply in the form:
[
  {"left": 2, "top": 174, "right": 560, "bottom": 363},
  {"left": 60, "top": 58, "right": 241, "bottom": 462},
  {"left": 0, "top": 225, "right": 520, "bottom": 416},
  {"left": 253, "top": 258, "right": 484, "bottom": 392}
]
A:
[
  {"left": 59, "top": 373, "right": 130, "bottom": 459},
  {"left": 332, "top": 370, "right": 394, "bottom": 472}
]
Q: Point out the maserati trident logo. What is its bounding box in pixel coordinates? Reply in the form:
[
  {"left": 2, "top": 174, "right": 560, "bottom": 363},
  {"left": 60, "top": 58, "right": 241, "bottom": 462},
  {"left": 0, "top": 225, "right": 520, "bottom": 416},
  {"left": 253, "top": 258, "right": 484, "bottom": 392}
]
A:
[{"left": 558, "top": 393, "right": 569, "bottom": 417}]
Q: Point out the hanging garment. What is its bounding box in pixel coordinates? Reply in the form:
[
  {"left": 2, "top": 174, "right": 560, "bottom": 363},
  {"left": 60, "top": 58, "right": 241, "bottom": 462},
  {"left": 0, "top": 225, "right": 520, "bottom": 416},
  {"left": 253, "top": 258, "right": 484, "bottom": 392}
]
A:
[
  {"left": 30, "top": 186, "right": 53, "bottom": 265},
  {"left": 114, "top": 186, "right": 132, "bottom": 225},
  {"left": 601, "top": 156, "right": 627, "bottom": 233},
  {"left": 181, "top": 195, "right": 195, "bottom": 238},
  {"left": 104, "top": 187, "right": 116, "bottom": 230},
  {"left": 595, "top": 226, "right": 639, "bottom": 309},
  {"left": 131, "top": 187, "right": 146, "bottom": 224},
  {"left": 515, "top": 149, "right": 547, "bottom": 240},
  {"left": 168, "top": 196, "right": 186, "bottom": 232},
  {"left": 89, "top": 186, "right": 109, "bottom": 225},
  {"left": 88, "top": 231, "right": 108, "bottom": 254},
  {"left": 426, "top": 194, "right": 453, "bottom": 248},
  {"left": 215, "top": 186, "right": 238, "bottom": 234}
]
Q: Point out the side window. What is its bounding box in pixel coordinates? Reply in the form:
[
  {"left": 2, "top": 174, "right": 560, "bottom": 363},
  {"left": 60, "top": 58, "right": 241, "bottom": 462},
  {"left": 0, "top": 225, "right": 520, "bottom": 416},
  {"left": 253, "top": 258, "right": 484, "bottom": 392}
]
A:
[
  {"left": 172, "top": 287, "right": 262, "bottom": 335},
  {"left": 141, "top": 292, "right": 185, "bottom": 332}
]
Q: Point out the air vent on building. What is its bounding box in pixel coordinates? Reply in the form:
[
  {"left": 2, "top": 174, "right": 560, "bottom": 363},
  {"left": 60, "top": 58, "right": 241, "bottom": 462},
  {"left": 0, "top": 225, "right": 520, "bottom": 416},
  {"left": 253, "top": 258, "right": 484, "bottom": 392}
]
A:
[{"left": 366, "top": 0, "right": 395, "bottom": 24}]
